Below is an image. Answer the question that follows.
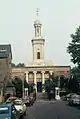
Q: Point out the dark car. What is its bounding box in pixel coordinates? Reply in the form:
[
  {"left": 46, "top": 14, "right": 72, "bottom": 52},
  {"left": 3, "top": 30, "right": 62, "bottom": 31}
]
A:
[
  {"left": 23, "top": 97, "right": 31, "bottom": 106},
  {"left": 29, "top": 96, "right": 35, "bottom": 105},
  {"left": 66, "top": 93, "right": 75, "bottom": 101},
  {"left": 0, "top": 103, "right": 19, "bottom": 119},
  {"left": 23, "top": 96, "right": 34, "bottom": 106}
]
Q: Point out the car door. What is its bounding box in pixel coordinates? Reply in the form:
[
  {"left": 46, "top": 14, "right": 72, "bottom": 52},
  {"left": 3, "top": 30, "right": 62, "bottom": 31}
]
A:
[{"left": 11, "top": 105, "right": 17, "bottom": 119}]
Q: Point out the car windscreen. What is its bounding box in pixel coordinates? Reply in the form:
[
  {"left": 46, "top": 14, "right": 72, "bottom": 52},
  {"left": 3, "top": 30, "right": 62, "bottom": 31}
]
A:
[
  {"left": 0, "top": 106, "right": 9, "bottom": 114},
  {"left": 14, "top": 100, "right": 22, "bottom": 105}
]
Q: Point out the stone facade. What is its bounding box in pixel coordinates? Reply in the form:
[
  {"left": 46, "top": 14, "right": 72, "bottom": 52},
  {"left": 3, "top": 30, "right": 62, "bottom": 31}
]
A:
[
  {"left": 0, "top": 44, "right": 12, "bottom": 101},
  {"left": 11, "top": 17, "right": 70, "bottom": 92},
  {"left": 12, "top": 65, "right": 70, "bottom": 92}
]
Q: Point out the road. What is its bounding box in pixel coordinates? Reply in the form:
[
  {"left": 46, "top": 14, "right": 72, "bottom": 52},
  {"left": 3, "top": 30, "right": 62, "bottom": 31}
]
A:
[{"left": 24, "top": 100, "right": 80, "bottom": 119}]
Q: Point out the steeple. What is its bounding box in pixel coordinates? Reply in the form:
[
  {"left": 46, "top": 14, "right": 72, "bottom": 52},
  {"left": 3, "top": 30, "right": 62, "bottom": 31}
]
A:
[{"left": 31, "top": 9, "right": 45, "bottom": 65}]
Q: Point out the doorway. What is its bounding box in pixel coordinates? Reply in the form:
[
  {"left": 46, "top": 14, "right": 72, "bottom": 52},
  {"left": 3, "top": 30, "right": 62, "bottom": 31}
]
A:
[{"left": 37, "top": 82, "right": 42, "bottom": 92}]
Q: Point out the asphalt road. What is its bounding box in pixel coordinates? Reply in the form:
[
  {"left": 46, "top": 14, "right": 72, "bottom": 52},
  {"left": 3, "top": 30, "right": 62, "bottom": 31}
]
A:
[{"left": 24, "top": 100, "right": 80, "bottom": 119}]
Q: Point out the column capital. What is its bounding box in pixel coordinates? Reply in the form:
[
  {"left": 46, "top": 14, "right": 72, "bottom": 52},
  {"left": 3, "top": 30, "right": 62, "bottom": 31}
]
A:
[
  {"left": 49, "top": 71, "right": 53, "bottom": 73},
  {"left": 49, "top": 71, "right": 53, "bottom": 76},
  {"left": 25, "top": 71, "right": 29, "bottom": 74},
  {"left": 33, "top": 71, "right": 37, "bottom": 74},
  {"left": 41, "top": 71, "right": 45, "bottom": 74}
]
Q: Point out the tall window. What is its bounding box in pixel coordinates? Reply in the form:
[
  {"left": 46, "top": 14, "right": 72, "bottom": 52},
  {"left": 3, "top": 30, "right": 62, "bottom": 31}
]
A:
[{"left": 37, "top": 52, "right": 40, "bottom": 59}]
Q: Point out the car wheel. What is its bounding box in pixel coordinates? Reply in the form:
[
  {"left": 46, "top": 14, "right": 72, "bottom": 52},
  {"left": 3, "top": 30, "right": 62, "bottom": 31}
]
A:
[
  {"left": 24, "top": 111, "right": 26, "bottom": 116},
  {"left": 20, "top": 115, "right": 23, "bottom": 119}
]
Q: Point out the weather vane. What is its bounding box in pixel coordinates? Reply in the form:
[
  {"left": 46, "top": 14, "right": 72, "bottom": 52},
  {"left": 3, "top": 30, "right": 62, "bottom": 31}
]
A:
[{"left": 36, "top": 8, "right": 40, "bottom": 16}]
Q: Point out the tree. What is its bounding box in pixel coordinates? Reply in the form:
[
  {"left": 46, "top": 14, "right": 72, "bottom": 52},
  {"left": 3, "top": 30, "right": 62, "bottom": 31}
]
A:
[
  {"left": 68, "top": 77, "right": 80, "bottom": 93},
  {"left": 44, "top": 75, "right": 59, "bottom": 100},
  {"left": 71, "top": 66, "right": 80, "bottom": 79},
  {"left": 60, "top": 75, "right": 66, "bottom": 90},
  {"left": 67, "top": 26, "right": 80, "bottom": 93},
  {"left": 12, "top": 77, "right": 30, "bottom": 97},
  {"left": 12, "top": 77, "right": 23, "bottom": 97},
  {"left": 67, "top": 26, "right": 80, "bottom": 67},
  {"left": 44, "top": 76, "right": 58, "bottom": 92},
  {"left": 11, "top": 63, "right": 16, "bottom": 67},
  {"left": 16, "top": 63, "right": 25, "bottom": 67}
]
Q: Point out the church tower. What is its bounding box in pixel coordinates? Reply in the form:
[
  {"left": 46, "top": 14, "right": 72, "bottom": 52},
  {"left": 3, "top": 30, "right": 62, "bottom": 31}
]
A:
[{"left": 31, "top": 9, "right": 45, "bottom": 65}]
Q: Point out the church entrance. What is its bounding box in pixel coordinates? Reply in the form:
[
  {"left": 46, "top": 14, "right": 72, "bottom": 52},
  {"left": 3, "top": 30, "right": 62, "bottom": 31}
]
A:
[{"left": 37, "top": 82, "right": 42, "bottom": 92}]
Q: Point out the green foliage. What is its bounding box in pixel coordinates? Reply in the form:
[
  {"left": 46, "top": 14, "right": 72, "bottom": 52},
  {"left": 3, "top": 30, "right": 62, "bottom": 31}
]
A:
[
  {"left": 24, "top": 79, "right": 29, "bottom": 88},
  {"left": 12, "top": 77, "right": 22, "bottom": 91},
  {"left": 67, "top": 26, "right": 80, "bottom": 66},
  {"left": 6, "top": 80, "right": 14, "bottom": 87},
  {"left": 68, "top": 77, "right": 80, "bottom": 93},
  {"left": 71, "top": 66, "right": 80, "bottom": 79},
  {"left": 16, "top": 63, "right": 25, "bottom": 67},
  {"left": 44, "top": 74, "right": 80, "bottom": 94},
  {"left": 44, "top": 76, "right": 58, "bottom": 92},
  {"left": 28, "top": 83, "right": 35, "bottom": 93},
  {"left": 67, "top": 26, "right": 80, "bottom": 93},
  {"left": 12, "top": 77, "right": 33, "bottom": 97},
  {"left": 60, "top": 76, "right": 69, "bottom": 91},
  {"left": 11, "top": 63, "right": 16, "bottom": 67},
  {"left": 11, "top": 62, "right": 25, "bottom": 67}
]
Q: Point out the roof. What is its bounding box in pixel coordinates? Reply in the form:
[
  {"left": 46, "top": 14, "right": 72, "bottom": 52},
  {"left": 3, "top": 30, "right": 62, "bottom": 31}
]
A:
[
  {"left": 0, "top": 44, "right": 12, "bottom": 59},
  {"left": 0, "top": 103, "right": 12, "bottom": 107}
]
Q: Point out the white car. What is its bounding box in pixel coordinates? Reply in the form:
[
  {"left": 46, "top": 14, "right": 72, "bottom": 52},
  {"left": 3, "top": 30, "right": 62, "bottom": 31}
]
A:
[
  {"left": 14, "top": 99, "right": 27, "bottom": 115},
  {"left": 69, "top": 95, "right": 80, "bottom": 106}
]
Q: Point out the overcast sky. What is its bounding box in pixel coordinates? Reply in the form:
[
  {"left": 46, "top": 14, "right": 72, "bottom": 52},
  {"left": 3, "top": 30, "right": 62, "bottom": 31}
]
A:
[{"left": 0, "top": 0, "right": 80, "bottom": 66}]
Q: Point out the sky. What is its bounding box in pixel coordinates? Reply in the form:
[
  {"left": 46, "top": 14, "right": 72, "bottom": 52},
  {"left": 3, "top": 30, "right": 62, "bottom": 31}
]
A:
[{"left": 0, "top": 0, "right": 80, "bottom": 66}]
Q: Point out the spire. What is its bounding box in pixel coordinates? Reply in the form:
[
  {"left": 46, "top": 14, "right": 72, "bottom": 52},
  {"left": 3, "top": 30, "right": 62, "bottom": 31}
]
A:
[{"left": 34, "top": 8, "right": 42, "bottom": 37}]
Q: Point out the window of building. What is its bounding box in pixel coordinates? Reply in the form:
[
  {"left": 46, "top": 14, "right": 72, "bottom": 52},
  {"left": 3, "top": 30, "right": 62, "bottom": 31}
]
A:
[{"left": 37, "top": 52, "right": 40, "bottom": 59}]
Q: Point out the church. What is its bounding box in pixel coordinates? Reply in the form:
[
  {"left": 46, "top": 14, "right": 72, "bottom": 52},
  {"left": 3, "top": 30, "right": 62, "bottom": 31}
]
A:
[{"left": 11, "top": 16, "right": 70, "bottom": 93}]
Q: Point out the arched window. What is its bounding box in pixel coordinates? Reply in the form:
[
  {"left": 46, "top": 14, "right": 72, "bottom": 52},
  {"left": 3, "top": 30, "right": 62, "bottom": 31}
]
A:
[{"left": 37, "top": 52, "right": 40, "bottom": 59}]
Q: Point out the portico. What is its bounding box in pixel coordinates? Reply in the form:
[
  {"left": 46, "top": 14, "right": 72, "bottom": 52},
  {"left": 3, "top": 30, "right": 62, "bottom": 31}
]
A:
[
  {"left": 23, "top": 65, "right": 70, "bottom": 92},
  {"left": 25, "top": 70, "right": 51, "bottom": 92}
]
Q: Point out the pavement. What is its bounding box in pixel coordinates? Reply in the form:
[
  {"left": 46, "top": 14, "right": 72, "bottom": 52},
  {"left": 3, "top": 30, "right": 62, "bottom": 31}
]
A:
[{"left": 23, "top": 100, "right": 80, "bottom": 119}]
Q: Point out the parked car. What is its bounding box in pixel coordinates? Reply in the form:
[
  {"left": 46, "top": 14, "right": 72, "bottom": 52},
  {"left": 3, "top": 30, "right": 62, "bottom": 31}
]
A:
[
  {"left": 66, "top": 93, "right": 75, "bottom": 101},
  {"left": 69, "top": 95, "right": 80, "bottom": 106},
  {"left": 6, "top": 97, "right": 17, "bottom": 104},
  {"left": 23, "top": 96, "right": 34, "bottom": 106},
  {"left": 14, "top": 99, "right": 27, "bottom": 116},
  {"left": 0, "top": 103, "right": 19, "bottom": 119},
  {"left": 23, "top": 97, "right": 30, "bottom": 106},
  {"left": 29, "top": 96, "right": 35, "bottom": 105}
]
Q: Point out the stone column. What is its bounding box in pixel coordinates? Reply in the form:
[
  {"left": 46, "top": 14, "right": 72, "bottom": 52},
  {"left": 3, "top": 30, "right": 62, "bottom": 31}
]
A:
[
  {"left": 33, "top": 71, "right": 37, "bottom": 92},
  {"left": 33, "top": 71, "right": 37, "bottom": 85},
  {"left": 25, "top": 72, "right": 29, "bottom": 83},
  {"left": 42, "top": 71, "right": 45, "bottom": 84},
  {"left": 49, "top": 71, "right": 53, "bottom": 76},
  {"left": 42, "top": 71, "right": 45, "bottom": 93}
]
